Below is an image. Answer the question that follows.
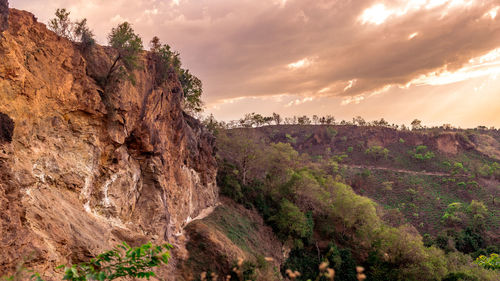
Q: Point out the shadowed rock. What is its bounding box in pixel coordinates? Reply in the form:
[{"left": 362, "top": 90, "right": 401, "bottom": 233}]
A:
[
  {"left": 0, "top": 112, "right": 13, "bottom": 143},
  {"left": 0, "top": 0, "right": 7, "bottom": 33}
]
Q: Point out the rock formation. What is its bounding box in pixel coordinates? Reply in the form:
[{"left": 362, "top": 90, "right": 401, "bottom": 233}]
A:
[
  {"left": 0, "top": 0, "right": 8, "bottom": 33},
  {"left": 0, "top": 9, "right": 217, "bottom": 279}
]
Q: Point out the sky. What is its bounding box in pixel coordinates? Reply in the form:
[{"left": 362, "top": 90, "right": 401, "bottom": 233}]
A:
[{"left": 9, "top": 0, "right": 500, "bottom": 128}]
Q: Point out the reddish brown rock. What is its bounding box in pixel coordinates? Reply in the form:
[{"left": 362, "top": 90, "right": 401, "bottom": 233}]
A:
[{"left": 0, "top": 9, "right": 217, "bottom": 279}]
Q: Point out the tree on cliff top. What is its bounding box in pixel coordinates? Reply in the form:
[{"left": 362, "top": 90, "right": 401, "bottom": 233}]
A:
[
  {"left": 48, "top": 8, "right": 95, "bottom": 49},
  {"left": 149, "top": 36, "right": 204, "bottom": 114},
  {"left": 106, "top": 22, "right": 143, "bottom": 86},
  {"left": 48, "top": 8, "right": 71, "bottom": 38}
]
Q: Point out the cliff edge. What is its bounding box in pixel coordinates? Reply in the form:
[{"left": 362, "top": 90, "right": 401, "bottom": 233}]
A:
[{"left": 0, "top": 8, "right": 217, "bottom": 279}]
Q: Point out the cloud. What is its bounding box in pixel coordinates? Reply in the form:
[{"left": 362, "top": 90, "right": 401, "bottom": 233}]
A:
[{"left": 8, "top": 0, "right": 500, "bottom": 126}]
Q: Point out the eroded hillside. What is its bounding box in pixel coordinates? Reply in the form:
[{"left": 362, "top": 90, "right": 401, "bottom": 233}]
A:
[
  {"left": 222, "top": 125, "right": 500, "bottom": 252},
  {"left": 0, "top": 8, "right": 217, "bottom": 279}
]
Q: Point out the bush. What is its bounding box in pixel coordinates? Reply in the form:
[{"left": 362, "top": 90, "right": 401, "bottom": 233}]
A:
[
  {"left": 474, "top": 253, "right": 500, "bottom": 270},
  {"left": 1, "top": 242, "right": 173, "bottom": 281},
  {"left": 412, "top": 145, "right": 435, "bottom": 161},
  {"left": 270, "top": 199, "right": 313, "bottom": 247},
  {"left": 365, "top": 146, "right": 389, "bottom": 161},
  {"left": 48, "top": 8, "right": 95, "bottom": 48},
  {"left": 442, "top": 272, "right": 479, "bottom": 281}
]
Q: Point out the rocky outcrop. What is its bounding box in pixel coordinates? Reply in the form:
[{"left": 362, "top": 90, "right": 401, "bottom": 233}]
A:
[
  {"left": 0, "top": 9, "right": 217, "bottom": 279},
  {"left": 0, "top": 0, "right": 7, "bottom": 33}
]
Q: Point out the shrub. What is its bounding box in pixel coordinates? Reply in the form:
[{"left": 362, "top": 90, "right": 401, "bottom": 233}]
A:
[
  {"left": 48, "top": 8, "right": 95, "bottom": 48},
  {"left": 442, "top": 272, "right": 479, "bottom": 281},
  {"left": 412, "top": 145, "right": 435, "bottom": 161},
  {"left": 1, "top": 242, "right": 173, "bottom": 281},
  {"left": 326, "top": 127, "right": 337, "bottom": 138},
  {"left": 285, "top": 134, "right": 297, "bottom": 144},
  {"left": 365, "top": 146, "right": 389, "bottom": 161},
  {"left": 270, "top": 199, "right": 313, "bottom": 247},
  {"left": 474, "top": 253, "right": 500, "bottom": 270}
]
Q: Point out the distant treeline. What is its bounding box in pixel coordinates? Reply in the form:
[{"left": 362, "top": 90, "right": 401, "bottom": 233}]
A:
[{"left": 203, "top": 112, "right": 498, "bottom": 132}]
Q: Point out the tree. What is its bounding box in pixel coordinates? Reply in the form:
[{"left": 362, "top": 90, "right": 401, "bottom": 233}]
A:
[
  {"left": 325, "top": 115, "right": 335, "bottom": 125},
  {"left": 106, "top": 22, "right": 143, "bottom": 86},
  {"left": 48, "top": 8, "right": 71, "bottom": 38},
  {"left": 48, "top": 9, "right": 95, "bottom": 49},
  {"left": 270, "top": 199, "right": 312, "bottom": 246},
  {"left": 263, "top": 116, "right": 273, "bottom": 126},
  {"left": 150, "top": 36, "right": 161, "bottom": 52},
  {"left": 353, "top": 116, "right": 366, "bottom": 126},
  {"left": 312, "top": 115, "right": 319, "bottom": 125},
  {"left": 468, "top": 200, "right": 487, "bottom": 228},
  {"left": 149, "top": 36, "right": 203, "bottom": 114},
  {"left": 411, "top": 119, "right": 423, "bottom": 130},
  {"left": 73, "top": 18, "right": 95, "bottom": 49},
  {"left": 178, "top": 68, "right": 204, "bottom": 113},
  {"left": 365, "top": 146, "right": 389, "bottom": 161},
  {"left": 272, "top": 112, "right": 282, "bottom": 125},
  {"left": 297, "top": 115, "right": 311, "bottom": 125}
]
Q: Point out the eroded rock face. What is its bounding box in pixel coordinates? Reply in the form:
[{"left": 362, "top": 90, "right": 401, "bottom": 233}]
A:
[
  {"left": 0, "top": 0, "right": 7, "bottom": 33},
  {"left": 0, "top": 9, "right": 217, "bottom": 279}
]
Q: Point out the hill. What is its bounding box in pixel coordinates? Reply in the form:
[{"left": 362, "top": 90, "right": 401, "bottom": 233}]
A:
[{"left": 214, "top": 124, "right": 500, "bottom": 280}]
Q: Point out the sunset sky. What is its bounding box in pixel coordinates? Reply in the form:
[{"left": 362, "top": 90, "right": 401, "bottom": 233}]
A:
[{"left": 10, "top": 0, "right": 500, "bottom": 127}]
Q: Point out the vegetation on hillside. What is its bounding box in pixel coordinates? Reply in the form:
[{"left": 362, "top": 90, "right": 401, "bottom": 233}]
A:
[{"left": 213, "top": 124, "right": 499, "bottom": 280}]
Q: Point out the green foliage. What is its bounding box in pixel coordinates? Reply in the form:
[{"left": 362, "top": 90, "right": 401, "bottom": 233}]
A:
[
  {"left": 325, "top": 245, "right": 357, "bottom": 281},
  {"left": 73, "top": 19, "right": 95, "bottom": 49},
  {"left": 149, "top": 37, "right": 203, "bottom": 113},
  {"left": 442, "top": 272, "right": 479, "bottom": 281},
  {"left": 270, "top": 199, "right": 313, "bottom": 247},
  {"left": 48, "top": 9, "right": 95, "bottom": 48},
  {"left": 107, "top": 22, "right": 143, "bottom": 84},
  {"left": 474, "top": 253, "right": 500, "bottom": 270},
  {"left": 1, "top": 243, "right": 172, "bottom": 281},
  {"left": 286, "top": 133, "right": 297, "bottom": 144},
  {"left": 215, "top": 128, "right": 497, "bottom": 281},
  {"left": 326, "top": 128, "right": 337, "bottom": 138},
  {"left": 58, "top": 242, "right": 172, "bottom": 281},
  {"left": 442, "top": 202, "right": 465, "bottom": 225},
  {"left": 399, "top": 138, "right": 405, "bottom": 144},
  {"left": 365, "top": 145, "right": 389, "bottom": 161},
  {"left": 283, "top": 249, "right": 319, "bottom": 281},
  {"left": 452, "top": 162, "right": 466, "bottom": 175},
  {"left": 382, "top": 181, "right": 393, "bottom": 191},
  {"left": 455, "top": 227, "right": 484, "bottom": 254},
  {"left": 179, "top": 68, "right": 204, "bottom": 113},
  {"left": 467, "top": 200, "right": 487, "bottom": 226},
  {"left": 48, "top": 8, "right": 72, "bottom": 38},
  {"left": 412, "top": 145, "right": 435, "bottom": 161}
]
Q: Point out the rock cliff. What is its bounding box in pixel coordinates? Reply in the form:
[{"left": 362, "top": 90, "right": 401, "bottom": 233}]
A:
[{"left": 0, "top": 8, "right": 218, "bottom": 279}]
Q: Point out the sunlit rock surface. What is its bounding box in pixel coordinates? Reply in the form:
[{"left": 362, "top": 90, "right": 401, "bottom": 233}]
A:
[{"left": 0, "top": 9, "right": 217, "bottom": 279}]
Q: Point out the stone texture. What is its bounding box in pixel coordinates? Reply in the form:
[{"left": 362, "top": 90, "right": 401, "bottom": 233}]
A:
[{"left": 0, "top": 9, "right": 217, "bottom": 279}]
